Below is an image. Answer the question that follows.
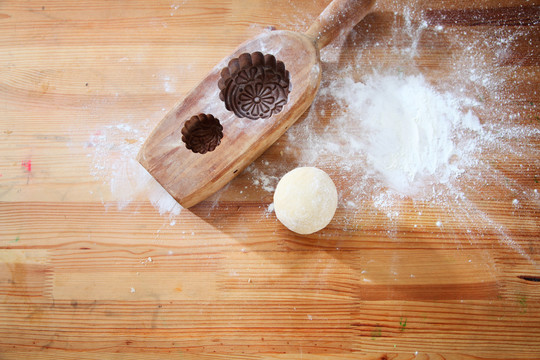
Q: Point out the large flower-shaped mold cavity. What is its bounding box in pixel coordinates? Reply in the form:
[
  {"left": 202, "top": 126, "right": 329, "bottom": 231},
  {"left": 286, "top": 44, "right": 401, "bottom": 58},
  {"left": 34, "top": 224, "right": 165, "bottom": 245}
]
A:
[
  {"left": 218, "top": 52, "right": 290, "bottom": 120},
  {"left": 181, "top": 114, "right": 223, "bottom": 154}
]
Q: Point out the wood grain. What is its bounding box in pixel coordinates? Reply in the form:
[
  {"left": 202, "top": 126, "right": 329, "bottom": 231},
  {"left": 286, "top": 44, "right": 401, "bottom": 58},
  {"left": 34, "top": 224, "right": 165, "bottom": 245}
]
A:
[{"left": 1, "top": 0, "right": 539, "bottom": 359}]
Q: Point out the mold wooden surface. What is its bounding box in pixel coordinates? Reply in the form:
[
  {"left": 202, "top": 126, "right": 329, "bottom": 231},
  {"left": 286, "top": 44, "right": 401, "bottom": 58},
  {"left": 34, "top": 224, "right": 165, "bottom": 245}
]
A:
[
  {"left": 137, "top": 0, "right": 374, "bottom": 208},
  {"left": 0, "top": 0, "right": 539, "bottom": 359},
  {"left": 137, "top": 29, "right": 321, "bottom": 208}
]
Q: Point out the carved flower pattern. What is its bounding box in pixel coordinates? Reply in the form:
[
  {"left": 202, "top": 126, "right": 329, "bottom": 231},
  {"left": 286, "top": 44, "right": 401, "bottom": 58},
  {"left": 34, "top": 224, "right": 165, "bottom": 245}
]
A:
[
  {"left": 237, "top": 72, "right": 287, "bottom": 119},
  {"left": 219, "top": 52, "right": 290, "bottom": 120},
  {"left": 181, "top": 114, "right": 223, "bottom": 154}
]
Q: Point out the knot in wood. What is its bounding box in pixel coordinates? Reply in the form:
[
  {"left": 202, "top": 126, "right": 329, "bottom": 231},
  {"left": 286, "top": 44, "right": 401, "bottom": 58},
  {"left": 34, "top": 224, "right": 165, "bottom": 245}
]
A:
[
  {"left": 181, "top": 114, "right": 223, "bottom": 154},
  {"left": 219, "top": 52, "right": 290, "bottom": 120}
]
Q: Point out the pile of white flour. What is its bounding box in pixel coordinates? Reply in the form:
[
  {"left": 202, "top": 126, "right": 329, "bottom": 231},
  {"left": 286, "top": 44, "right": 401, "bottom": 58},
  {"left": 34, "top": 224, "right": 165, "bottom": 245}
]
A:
[{"left": 317, "top": 73, "right": 482, "bottom": 197}]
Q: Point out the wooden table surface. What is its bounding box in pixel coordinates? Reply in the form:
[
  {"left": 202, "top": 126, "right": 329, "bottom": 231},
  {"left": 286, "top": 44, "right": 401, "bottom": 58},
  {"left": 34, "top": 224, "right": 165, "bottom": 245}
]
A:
[{"left": 1, "top": 0, "right": 539, "bottom": 359}]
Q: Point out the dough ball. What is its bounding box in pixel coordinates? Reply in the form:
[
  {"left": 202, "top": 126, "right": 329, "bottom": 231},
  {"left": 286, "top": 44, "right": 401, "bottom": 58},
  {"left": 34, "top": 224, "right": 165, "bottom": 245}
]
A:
[{"left": 273, "top": 167, "right": 338, "bottom": 234}]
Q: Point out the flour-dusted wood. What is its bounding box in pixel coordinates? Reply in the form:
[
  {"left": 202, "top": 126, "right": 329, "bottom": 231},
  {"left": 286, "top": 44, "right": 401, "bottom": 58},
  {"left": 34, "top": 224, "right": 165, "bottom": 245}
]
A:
[
  {"left": 1, "top": 0, "right": 539, "bottom": 359},
  {"left": 137, "top": 0, "right": 375, "bottom": 208}
]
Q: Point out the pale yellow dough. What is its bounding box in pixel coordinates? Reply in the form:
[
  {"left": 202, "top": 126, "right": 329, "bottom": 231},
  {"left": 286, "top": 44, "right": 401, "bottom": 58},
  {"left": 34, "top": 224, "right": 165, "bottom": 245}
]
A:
[{"left": 273, "top": 167, "right": 338, "bottom": 234}]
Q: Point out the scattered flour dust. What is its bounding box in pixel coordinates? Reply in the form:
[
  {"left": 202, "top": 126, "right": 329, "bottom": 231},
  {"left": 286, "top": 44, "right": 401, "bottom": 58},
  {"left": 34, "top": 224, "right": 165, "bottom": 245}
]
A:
[
  {"left": 240, "top": 3, "right": 539, "bottom": 264},
  {"left": 318, "top": 73, "right": 482, "bottom": 197},
  {"left": 279, "top": 70, "right": 536, "bottom": 263},
  {"left": 271, "top": 69, "right": 490, "bottom": 212},
  {"left": 88, "top": 122, "right": 182, "bottom": 221},
  {"left": 247, "top": 71, "right": 485, "bottom": 208}
]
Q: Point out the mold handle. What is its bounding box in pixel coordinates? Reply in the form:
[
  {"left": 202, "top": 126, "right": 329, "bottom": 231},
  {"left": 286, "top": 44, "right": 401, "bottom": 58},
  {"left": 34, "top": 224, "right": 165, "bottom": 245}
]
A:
[{"left": 305, "top": 0, "right": 375, "bottom": 51}]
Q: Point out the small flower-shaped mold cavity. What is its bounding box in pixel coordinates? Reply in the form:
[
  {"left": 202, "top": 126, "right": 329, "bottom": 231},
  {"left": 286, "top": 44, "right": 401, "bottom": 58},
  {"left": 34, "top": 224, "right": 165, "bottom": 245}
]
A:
[
  {"left": 218, "top": 52, "right": 290, "bottom": 120},
  {"left": 181, "top": 114, "right": 224, "bottom": 154}
]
